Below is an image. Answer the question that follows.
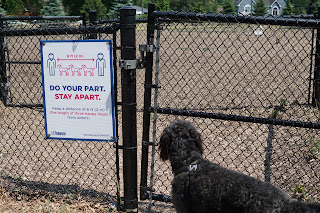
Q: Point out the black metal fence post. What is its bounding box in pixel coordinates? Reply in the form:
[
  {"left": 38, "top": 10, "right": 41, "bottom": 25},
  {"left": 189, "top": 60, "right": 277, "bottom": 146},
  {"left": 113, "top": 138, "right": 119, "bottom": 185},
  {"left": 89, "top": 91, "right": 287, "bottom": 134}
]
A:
[
  {"left": 89, "top": 10, "right": 97, "bottom": 39},
  {"left": 120, "top": 6, "right": 138, "bottom": 211},
  {"left": 140, "top": 3, "right": 156, "bottom": 200},
  {"left": 313, "top": 7, "right": 320, "bottom": 107},
  {"left": 81, "top": 12, "right": 87, "bottom": 26},
  {"left": 0, "top": 14, "right": 8, "bottom": 106},
  {"left": 81, "top": 13, "right": 86, "bottom": 40}
]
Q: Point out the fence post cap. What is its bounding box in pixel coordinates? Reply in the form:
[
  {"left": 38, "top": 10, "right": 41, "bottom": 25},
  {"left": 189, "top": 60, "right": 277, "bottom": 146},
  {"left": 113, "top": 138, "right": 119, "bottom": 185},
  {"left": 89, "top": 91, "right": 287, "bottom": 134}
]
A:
[
  {"left": 121, "top": 6, "right": 134, "bottom": 10},
  {"left": 120, "top": 6, "right": 136, "bottom": 16}
]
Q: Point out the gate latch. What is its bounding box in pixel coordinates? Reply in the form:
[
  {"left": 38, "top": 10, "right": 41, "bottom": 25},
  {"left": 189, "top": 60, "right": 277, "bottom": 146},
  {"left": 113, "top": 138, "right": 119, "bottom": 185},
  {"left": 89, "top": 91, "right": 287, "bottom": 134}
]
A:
[
  {"left": 118, "top": 58, "right": 144, "bottom": 70},
  {"left": 119, "top": 45, "right": 156, "bottom": 70},
  {"left": 137, "top": 44, "right": 157, "bottom": 69},
  {"left": 119, "top": 59, "right": 139, "bottom": 70},
  {"left": 139, "top": 44, "right": 156, "bottom": 53}
]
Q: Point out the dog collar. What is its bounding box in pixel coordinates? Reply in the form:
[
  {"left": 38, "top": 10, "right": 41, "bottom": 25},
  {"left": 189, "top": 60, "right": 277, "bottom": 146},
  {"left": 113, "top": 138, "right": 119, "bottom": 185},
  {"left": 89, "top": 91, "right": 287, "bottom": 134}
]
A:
[
  {"left": 174, "top": 161, "right": 199, "bottom": 175},
  {"left": 189, "top": 161, "right": 198, "bottom": 172}
]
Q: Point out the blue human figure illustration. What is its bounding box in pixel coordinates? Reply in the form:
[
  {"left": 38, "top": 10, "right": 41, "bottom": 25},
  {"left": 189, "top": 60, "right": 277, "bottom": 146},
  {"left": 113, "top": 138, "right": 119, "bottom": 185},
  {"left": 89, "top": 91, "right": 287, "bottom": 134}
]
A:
[
  {"left": 96, "top": 53, "right": 106, "bottom": 76},
  {"left": 47, "top": 53, "right": 56, "bottom": 76}
]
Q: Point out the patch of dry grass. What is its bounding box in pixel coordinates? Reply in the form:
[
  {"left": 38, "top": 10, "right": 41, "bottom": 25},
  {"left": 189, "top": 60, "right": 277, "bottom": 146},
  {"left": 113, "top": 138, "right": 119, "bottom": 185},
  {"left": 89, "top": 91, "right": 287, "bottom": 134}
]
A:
[{"left": 0, "top": 187, "right": 117, "bottom": 213}]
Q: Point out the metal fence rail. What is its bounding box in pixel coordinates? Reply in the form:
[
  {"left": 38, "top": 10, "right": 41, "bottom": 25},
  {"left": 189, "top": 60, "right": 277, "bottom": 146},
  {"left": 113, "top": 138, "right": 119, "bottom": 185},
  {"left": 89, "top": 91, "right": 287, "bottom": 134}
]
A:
[
  {"left": 2, "top": 5, "right": 320, "bottom": 213},
  {"left": 0, "top": 13, "right": 123, "bottom": 209},
  {"left": 0, "top": 9, "right": 152, "bottom": 211},
  {"left": 144, "top": 11, "right": 320, "bottom": 210}
]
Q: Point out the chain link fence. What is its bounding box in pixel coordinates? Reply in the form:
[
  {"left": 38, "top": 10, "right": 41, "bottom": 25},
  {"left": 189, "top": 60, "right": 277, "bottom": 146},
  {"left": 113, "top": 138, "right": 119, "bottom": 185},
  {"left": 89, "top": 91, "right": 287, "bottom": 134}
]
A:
[
  {"left": 146, "top": 12, "right": 320, "bottom": 211},
  {"left": 2, "top": 8, "right": 320, "bottom": 213},
  {"left": 0, "top": 16, "right": 125, "bottom": 207},
  {"left": 0, "top": 12, "right": 156, "bottom": 211}
]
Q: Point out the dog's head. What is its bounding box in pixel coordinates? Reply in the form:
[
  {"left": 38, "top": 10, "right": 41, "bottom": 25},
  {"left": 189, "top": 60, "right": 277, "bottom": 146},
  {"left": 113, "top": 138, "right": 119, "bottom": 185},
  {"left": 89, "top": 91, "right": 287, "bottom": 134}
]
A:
[{"left": 159, "top": 120, "right": 203, "bottom": 161}]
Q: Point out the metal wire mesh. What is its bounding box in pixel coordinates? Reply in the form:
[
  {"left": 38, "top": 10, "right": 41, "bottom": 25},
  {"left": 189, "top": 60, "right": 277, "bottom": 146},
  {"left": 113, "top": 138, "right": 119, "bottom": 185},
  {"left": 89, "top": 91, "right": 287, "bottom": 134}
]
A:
[
  {"left": 2, "top": 12, "right": 320, "bottom": 212},
  {"left": 148, "top": 13, "right": 320, "bottom": 209},
  {"left": 0, "top": 19, "right": 121, "bottom": 205}
]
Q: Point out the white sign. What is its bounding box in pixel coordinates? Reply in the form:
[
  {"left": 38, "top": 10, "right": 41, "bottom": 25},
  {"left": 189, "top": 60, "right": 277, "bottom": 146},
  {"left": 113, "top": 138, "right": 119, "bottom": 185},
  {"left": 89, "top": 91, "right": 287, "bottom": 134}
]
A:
[{"left": 41, "top": 40, "right": 116, "bottom": 141}]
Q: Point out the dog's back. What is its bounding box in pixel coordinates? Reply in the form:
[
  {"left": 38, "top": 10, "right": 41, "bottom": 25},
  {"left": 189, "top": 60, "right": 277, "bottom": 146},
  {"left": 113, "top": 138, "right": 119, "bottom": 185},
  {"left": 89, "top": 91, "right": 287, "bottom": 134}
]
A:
[
  {"left": 160, "top": 120, "right": 320, "bottom": 213},
  {"left": 283, "top": 201, "right": 320, "bottom": 213},
  {"left": 171, "top": 159, "right": 291, "bottom": 213}
]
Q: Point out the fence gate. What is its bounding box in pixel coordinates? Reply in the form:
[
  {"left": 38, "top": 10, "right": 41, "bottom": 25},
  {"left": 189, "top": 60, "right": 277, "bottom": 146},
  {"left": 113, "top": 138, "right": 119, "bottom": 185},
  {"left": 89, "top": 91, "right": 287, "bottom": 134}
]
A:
[
  {"left": 2, "top": 5, "right": 320, "bottom": 213},
  {"left": 0, "top": 11, "right": 127, "bottom": 210},
  {"left": 140, "top": 8, "right": 320, "bottom": 212}
]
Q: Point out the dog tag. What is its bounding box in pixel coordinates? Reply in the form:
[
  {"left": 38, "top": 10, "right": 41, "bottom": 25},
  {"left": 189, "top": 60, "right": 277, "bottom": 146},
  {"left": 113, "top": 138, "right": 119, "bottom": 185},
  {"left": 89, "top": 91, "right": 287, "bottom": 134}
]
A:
[{"left": 189, "top": 163, "right": 198, "bottom": 172}]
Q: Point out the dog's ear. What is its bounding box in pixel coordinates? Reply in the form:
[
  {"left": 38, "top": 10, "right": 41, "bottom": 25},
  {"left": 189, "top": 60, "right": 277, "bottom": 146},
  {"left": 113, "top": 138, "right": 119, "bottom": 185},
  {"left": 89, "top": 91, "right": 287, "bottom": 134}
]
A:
[
  {"left": 191, "top": 128, "right": 203, "bottom": 155},
  {"left": 159, "top": 129, "right": 170, "bottom": 161},
  {"left": 195, "top": 136, "right": 203, "bottom": 156}
]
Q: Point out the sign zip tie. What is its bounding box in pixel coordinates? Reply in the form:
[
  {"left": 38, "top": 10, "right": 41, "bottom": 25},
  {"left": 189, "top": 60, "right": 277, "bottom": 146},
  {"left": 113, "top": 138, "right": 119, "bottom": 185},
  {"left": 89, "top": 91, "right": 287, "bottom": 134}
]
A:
[
  {"left": 144, "top": 83, "right": 161, "bottom": 89},
  {"left": 139, "top": 44, "right": 156, "bottom": 53},
  {"left": 140, "top": 186, "right": 155, "bottom": 192},
  {"left": 142, "top": 141, "right": 157, "bottom": 146},
  {"left": 114, "top": 145, "right": 137, "bottom": 150}
]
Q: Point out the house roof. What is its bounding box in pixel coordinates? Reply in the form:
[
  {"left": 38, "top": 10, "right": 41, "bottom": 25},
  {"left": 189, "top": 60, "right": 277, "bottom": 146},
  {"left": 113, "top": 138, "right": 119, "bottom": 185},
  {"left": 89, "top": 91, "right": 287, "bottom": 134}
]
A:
[
  {"left": 234, "top": 0, "right": 281, "bottom": 7},
  {"left": 132, "top": 5, "right": 148, "bottom": 14},
  {"left": 265, "top": 0, "right": 274, "bottom": 6},
  {"left": 234, "top": 0, "right": 242, "bottom": 6},
  {"left": 234, "top": 0, "right": 257, "bottom": 7},
  {"left": 268, "top": 0, "right": 282, "bottom": 8}
]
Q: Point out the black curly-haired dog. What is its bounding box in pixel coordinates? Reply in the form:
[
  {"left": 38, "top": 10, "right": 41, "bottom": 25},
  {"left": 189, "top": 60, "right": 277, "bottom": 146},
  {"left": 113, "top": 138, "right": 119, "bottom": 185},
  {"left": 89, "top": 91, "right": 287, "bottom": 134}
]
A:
[{"left": 159, "top": 120, "right": 320, "bottom": 213}]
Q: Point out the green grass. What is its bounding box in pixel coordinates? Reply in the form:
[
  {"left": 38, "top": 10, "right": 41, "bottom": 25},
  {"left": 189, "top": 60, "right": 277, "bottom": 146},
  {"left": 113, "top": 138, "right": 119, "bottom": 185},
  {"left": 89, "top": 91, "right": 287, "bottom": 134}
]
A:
[{"left": 307, "top": 138, "right": 320, "bottom": 161}]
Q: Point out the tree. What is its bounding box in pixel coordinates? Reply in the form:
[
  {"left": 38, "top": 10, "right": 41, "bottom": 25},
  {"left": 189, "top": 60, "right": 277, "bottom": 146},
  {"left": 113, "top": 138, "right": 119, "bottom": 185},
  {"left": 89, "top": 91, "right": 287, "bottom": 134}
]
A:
[
  {"left": 282, "top": 0, "right": 294, "bottom": 15},
  {"left": 167, "top": 0, "right": 217, "bottom": 12},
  {"left": 192, "top": 1, "right": 205, "bottom": 12},
  {"left": 102, "top": 0, "right": 113, "bottom": 12},
  {"left": 81, "top": 0, "right": 107, "bottom": 19},
  {"left": 191, "top": 0, "right": 218, "bottom": 13},
  {"left": 4, "top": 0, "right": 22, "bottom": 15},
  {"left": 307, "top": 0, "right": 315, "bottom": 14},
  {"left": 0, "top": 3, "right": 6, "bottom": 15},
  {"left": 108, "top": 0, "right": 133, "bottom": 19},
  {"left": 170, "top": 0, "right": 193, "bottom": 11},
  {"left": 23, "top": 0, "right": 43, "bottom": 16},
  {"left": 156, "top": 0, "right": 170, "bottom": 11},
  {"left": 216, "top": 0, "right": 223, "bottom": 5},
  {"left": 311, "top": 0, "right": 320, "bottom": 16},
  {"left": 143, "top": 0, "right": 153, "bottom": 8},
  {"left": 41, "top": 0, "right": 65, "bottom": 16},
  {"left": 222, "top": 0, "right": 235, "bottom": 14},
  {"left": 63, "top": 0, "right": 85, "bottom": 15},
  {"left": 209, "top": 0, "right": 219, "bottom": 13},
  {"left": 291, "top": 0, "right": 309, "bottom": 14},
  {"left": 253, "top": 0, "right": 267, "bottom": 16},
  {"left": 307, "top": 0, "right": 320, "bottom": 15}
]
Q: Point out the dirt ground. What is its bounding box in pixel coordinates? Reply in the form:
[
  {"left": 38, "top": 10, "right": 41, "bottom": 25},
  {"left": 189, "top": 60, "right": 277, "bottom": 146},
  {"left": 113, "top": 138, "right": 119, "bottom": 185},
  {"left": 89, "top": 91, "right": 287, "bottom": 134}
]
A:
[
  {"left": 147, "top": 21, "right": 320, "bottom": 209},
  {"left": 1, "top": 20, "right": 320, "bottom": 213},
  {"left": 0, "top": 188, "right": 117, "bottom": 212}
]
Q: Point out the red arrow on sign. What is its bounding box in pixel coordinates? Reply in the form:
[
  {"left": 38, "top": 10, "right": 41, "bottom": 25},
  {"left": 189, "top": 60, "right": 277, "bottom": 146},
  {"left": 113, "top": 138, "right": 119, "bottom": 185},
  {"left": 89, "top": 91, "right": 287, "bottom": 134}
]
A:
[{"left": 57, "top": 58, "right": 95, "bottom": 62}]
